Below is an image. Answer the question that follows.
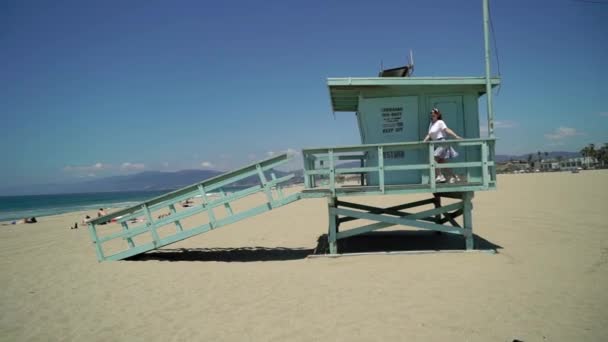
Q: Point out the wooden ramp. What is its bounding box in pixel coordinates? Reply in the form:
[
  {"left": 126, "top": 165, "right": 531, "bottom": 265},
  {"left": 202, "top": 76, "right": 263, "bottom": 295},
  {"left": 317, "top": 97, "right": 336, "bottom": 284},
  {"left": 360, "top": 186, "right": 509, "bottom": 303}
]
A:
[{"left": 87, "top": 154, "right": 301, "bottom": 262}]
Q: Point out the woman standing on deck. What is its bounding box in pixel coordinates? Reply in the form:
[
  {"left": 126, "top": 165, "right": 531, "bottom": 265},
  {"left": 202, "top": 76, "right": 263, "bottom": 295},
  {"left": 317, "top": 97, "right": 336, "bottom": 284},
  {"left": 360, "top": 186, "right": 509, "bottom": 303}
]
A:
[{"left": 423, "top": 108, "right": 462, "bottom": 183}]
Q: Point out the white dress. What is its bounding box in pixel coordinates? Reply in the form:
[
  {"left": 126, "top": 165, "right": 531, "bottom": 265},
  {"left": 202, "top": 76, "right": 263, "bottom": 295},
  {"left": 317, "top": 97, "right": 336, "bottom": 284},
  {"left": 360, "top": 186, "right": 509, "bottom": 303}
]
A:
[{"left": 428, "top": 120, "right": 458, "bottom": 159}]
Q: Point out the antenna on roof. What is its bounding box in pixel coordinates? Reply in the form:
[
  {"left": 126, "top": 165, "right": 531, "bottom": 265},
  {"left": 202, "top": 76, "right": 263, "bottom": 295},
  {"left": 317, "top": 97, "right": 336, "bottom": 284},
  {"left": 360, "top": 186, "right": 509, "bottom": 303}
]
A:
[
  {"left": 378, "top": 49, "right": 415, "bottom": 77},
  {"left": 407, "top": 49, "right": 415, "bottom": 76}
]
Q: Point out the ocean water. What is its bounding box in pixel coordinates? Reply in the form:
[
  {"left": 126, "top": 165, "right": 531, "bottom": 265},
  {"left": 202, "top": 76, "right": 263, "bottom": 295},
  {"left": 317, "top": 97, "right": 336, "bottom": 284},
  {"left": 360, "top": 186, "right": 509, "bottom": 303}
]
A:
[{"left": 0, "top": 191, "right": 170, "bottom": 222}]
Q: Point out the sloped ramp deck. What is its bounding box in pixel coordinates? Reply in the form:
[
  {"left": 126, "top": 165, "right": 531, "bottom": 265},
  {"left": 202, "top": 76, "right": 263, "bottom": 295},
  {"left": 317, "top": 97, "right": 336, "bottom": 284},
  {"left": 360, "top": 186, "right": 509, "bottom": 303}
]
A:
[{"left": 87, "top": 154, "right": 300, "bottom": 262}]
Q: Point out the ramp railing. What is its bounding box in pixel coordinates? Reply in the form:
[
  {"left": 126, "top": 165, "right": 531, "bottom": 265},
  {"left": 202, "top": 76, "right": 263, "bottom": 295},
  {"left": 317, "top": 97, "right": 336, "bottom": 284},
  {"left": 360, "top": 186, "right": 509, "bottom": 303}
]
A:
[
  {"left": 87, "top": 153, "right": 300, "bottom": 261},
  {"left": 302, "top": 138, "right": 496, "bottom": 196}
]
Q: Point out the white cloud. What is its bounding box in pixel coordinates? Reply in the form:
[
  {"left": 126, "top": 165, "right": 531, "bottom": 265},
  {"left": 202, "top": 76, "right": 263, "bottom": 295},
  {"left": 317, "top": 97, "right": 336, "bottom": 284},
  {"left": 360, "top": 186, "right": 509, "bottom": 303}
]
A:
[
  {"left": 120, "top": 162, "right": 145, "bottom": 171},
  {"left": 285, "top": 148, "right": 300, "bottom": 156},
  {"left": 64, "top": 162, "right": 110, "bottom": 172},
  {"left": 161, "top": 161, "right": 169, "bottom": 168},
  {"left": 494, "top": 120, "right": 517, "bottom": 128},
  {"left": 544, "top": 127, "right": 583, "bottom": 140},
  {"left": 201, "top": 161, "right": 215, "bottom": 168},
  {"left": 266, "top": 148, "right": 299, "bottom": 158},
  {"left": 479, "top": 121, "right": 515, "bottom": 135}
]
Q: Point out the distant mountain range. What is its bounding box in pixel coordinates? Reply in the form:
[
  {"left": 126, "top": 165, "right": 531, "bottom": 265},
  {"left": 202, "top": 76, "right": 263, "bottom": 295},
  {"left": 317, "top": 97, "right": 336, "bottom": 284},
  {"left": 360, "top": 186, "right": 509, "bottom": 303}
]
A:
[{"left": 1, "top": 169, "right": 303, "bottom": 196}]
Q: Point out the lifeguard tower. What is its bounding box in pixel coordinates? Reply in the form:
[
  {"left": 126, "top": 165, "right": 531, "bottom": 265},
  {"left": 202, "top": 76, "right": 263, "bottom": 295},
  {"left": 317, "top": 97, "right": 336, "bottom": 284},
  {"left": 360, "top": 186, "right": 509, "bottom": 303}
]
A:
[
  {"left": 300, "top": 74, "right": 498, "bottom": 253},
  {"left": 86, "top": 0, "right": 499, "bottom": 261}
]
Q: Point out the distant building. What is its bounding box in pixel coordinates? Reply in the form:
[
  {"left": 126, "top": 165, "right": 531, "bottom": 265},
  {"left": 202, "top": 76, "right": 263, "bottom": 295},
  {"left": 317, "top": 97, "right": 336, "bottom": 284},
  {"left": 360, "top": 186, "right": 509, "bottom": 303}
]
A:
[
  {"left": 540, "top": 160, "right": 560, "bottom": 171},
  {"left": 538, "top": 156, "right": 597, "bottom": 171},
  {"left": 496, "top": 160, "right": 531, "bottom": 173}
]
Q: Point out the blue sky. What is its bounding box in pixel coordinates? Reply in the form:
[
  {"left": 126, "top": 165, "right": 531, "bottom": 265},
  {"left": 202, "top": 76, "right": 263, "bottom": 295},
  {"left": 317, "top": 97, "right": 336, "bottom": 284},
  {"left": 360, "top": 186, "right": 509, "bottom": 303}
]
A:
[{"left": 1, "top": 0, "right": 607, "bottom": 187}]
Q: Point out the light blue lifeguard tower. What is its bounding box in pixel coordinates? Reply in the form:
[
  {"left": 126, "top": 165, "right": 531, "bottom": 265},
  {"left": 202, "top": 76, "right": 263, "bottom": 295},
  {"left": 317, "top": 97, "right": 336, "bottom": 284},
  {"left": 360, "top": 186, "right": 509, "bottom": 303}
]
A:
[{"left": 86, "top": 0, "right": 499, "bottom": 261}]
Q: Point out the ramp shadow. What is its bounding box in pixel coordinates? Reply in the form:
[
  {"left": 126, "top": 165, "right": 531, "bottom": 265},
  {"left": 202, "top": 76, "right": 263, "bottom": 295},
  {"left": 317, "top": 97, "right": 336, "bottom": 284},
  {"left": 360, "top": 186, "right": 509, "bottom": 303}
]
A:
[
  {"left": 126, "top": 246, "right": 314, "bottom": 262},
  {"left": 313, "top": 230, "right": 502, "bottom": 255},
  {"left": 125, "top": 231, "right": 501, "bottom": 262}
]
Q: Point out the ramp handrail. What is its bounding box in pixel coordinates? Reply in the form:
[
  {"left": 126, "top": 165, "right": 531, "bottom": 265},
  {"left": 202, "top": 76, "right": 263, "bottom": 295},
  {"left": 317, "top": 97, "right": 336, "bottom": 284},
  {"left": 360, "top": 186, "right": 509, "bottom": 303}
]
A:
[
  {"left": 87, "top": 153, "right": 300, "bottom": 261},
  {"left": 302, "top": 138, "right": 496, "bottom": 194}
]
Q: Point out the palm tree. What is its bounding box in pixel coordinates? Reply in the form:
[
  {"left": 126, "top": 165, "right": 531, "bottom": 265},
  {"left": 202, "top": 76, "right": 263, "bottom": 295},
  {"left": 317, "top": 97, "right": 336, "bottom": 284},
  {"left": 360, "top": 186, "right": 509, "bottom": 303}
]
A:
[
  {"left": 596, "top": 144, "right": 607, "bottom": 168},
  {"left": 581, "top": 144, "right": 597, "bottom": 168},
  {"left": 544, "top": 151, "right": 549, "bottom": 159},
  {"left": 527, "top": 154, "right": 533, "bottom": 169}
]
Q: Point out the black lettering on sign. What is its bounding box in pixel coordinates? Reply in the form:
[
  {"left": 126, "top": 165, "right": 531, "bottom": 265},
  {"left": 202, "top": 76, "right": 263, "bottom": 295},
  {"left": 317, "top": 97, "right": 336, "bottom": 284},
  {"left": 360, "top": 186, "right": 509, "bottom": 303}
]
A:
[
  {"left": 381, "top": 107, "right": 404, "bottom": 135},
  {"left": 383, "top": 151, "right": 405, "bottom": 159}
]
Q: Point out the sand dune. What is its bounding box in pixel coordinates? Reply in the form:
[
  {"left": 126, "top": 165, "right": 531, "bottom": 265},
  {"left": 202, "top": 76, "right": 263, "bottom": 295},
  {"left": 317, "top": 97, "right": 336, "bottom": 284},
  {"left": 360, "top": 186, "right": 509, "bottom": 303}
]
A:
[{"left": 1, "top": 171, "right": 607, "bottom": 341}]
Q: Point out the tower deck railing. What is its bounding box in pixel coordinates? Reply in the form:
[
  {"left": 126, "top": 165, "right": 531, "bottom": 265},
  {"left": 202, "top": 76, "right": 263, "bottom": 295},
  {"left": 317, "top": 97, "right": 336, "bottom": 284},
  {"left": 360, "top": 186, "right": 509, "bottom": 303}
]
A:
[{"left": 301, "top": 138, "right": 496, "bottom": 197}]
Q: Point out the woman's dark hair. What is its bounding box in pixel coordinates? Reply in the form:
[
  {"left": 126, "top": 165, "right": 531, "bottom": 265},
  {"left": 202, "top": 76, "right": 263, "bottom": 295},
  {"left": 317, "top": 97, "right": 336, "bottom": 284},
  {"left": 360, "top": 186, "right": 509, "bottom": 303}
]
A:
[{"left": 431, "top": 108, "right": 443, "bottom": 120}]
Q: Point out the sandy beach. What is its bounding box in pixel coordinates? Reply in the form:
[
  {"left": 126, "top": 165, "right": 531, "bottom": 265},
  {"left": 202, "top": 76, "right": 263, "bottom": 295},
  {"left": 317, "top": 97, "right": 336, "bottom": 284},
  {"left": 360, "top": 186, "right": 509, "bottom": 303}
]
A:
[{"left": 1, "top": 171, "right": 607, "bottom": 341}]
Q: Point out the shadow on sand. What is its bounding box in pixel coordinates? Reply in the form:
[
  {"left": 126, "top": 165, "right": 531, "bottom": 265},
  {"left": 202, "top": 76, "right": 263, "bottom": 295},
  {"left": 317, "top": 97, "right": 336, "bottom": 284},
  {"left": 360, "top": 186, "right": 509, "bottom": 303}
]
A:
[
  {"left": 125, "top": 231, "right": 501, "bottom": 262},
  {"left": 313, "top": 230, "right": 502, "bottom": 255}
]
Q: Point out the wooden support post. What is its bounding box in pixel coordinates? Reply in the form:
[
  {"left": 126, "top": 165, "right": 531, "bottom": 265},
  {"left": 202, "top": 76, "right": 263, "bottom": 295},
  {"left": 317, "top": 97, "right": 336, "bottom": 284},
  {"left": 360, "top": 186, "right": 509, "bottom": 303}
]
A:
[
  {"left": 168, "top": 204, "right": 183, "bottom": 232},
  {"left": 271, "top": 173, "right": 284, "bottom": 199},
  {"left": 433, "top": 194, "right": 442, "bottom": 224},
  {"left": 378, "top": 146, "right": 385, "bottom": 193},
  {"left": 328, "top": 149, "right": 335, "bottom": 196},
  {"left": 256, "top": 164, "right": 274, "bottom": 208},
  {"left": 462, "top": 192, "right": 474, "bottom": 250},
  {"left": 142, "top": 204, "right": 160, "bottom": 245},
  {"left": 197, "top": 184, "right": 217, "bottom": 228},
  {"left": 121, "top": 221, "right": 135, "bottom": 248},
  {"left": 304, "top": 156, "right": 311, "bottom": 189},
  {"left": 359, "top": 156, "right": 365, "bottom": 186},
  {"left": 219, "top": 188, "right": 234, "bottom": 216},
  {"left": 87, "top": 223, "right": 105, "bottom": 262},
  {"left": 429, "top": 143, "right": 436, "bottom": 192},
  {"left": 481, "top": 142, "right": 490, "bottom": 188},
  {"left": 328, "top": 196, "right": 338, "bottom": 254}
]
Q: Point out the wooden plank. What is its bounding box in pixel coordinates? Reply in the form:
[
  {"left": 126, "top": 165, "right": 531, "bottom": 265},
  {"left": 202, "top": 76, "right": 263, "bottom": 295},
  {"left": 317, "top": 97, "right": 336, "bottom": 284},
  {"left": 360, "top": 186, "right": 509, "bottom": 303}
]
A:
[
  {"left": 481, "top": 142, "right": 490, "bottom": 188},
  {"left": 328, "top": 197, "right": 338, "bottom": 254},
  {"left": 378, "top": 146, "right": 385, "bottom": 193},
  {"left": 91, "top": 153, "right": 292, "bottom": 225},
  {"left": 433, "top": 195, "right": 442, "bottom": 224},
  {"left": 168, "top": 204, "right": 183, "bottom": 232},
  {"left": 87, "top": 223, "right": 105, "bottom": 262},
  {"left": 121, "top": 222, "right": 135, "bottom": 248},
  {"left": 197, "top": 184, "right": 216, "bottom": 228},
  {"left": 328, "top": 149, "right": 335, "bottom": 196},
  {"left": 270, "top": 173, "right": 284, "bottom": 200},
  {"left": 302, "top": 137, "right": 496, "bottom": 154},
  {"left": 142, "top": 204, "right": 160, "bottom": 244},
  {"left": 104, "top": 193, "right": 301, "bottom": 261},
  {"left": 336, "top": 198, "right": 436, "bottom": 224},
  {"left": 334, "top": 202, "right": 464, "bottom": 239},
  {"left": 334, "top": 167, "right": 378, "bottom": 174},
  {"left": 256, "top": 164, "right": 274, "bottom": 208},
  {"left": 219, "top": 188, "right": 234, "bottom": 216},
  {"left": 383, "top": 164, "right": 431, "bottom": 171},
  {"left": 429, "top": 143, "right": 436, "bottom": 192},
  {"left": 463, "top": 192, "right": 474, "bottom": 250},
  {"left": 108, "top": 179, "right": 294, "bottom": 242}
]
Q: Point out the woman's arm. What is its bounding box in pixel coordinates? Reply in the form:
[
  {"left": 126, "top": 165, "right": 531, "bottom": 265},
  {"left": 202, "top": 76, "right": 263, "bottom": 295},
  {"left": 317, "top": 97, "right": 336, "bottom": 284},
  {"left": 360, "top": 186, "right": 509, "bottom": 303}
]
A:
[
  {"left": 444, "top": 127, "right": 462, "bottom": 139},
  {"left": 423, "top": 134, "right": 431, "bottom": 142}
]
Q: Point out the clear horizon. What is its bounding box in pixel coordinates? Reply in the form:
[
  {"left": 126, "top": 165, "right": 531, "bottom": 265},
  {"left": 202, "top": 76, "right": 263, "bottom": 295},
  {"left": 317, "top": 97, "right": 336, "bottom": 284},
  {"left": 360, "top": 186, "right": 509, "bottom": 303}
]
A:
[{"left": 2, "top": 0, "right": 606, "bottom": 187}]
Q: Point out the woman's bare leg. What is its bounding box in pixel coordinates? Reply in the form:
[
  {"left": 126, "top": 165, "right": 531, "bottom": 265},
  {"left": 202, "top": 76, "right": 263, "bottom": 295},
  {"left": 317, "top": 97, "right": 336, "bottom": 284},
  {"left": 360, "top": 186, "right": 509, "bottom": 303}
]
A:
[{"left": 435, "top": 157, "right": 445, "bottom": 178}]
